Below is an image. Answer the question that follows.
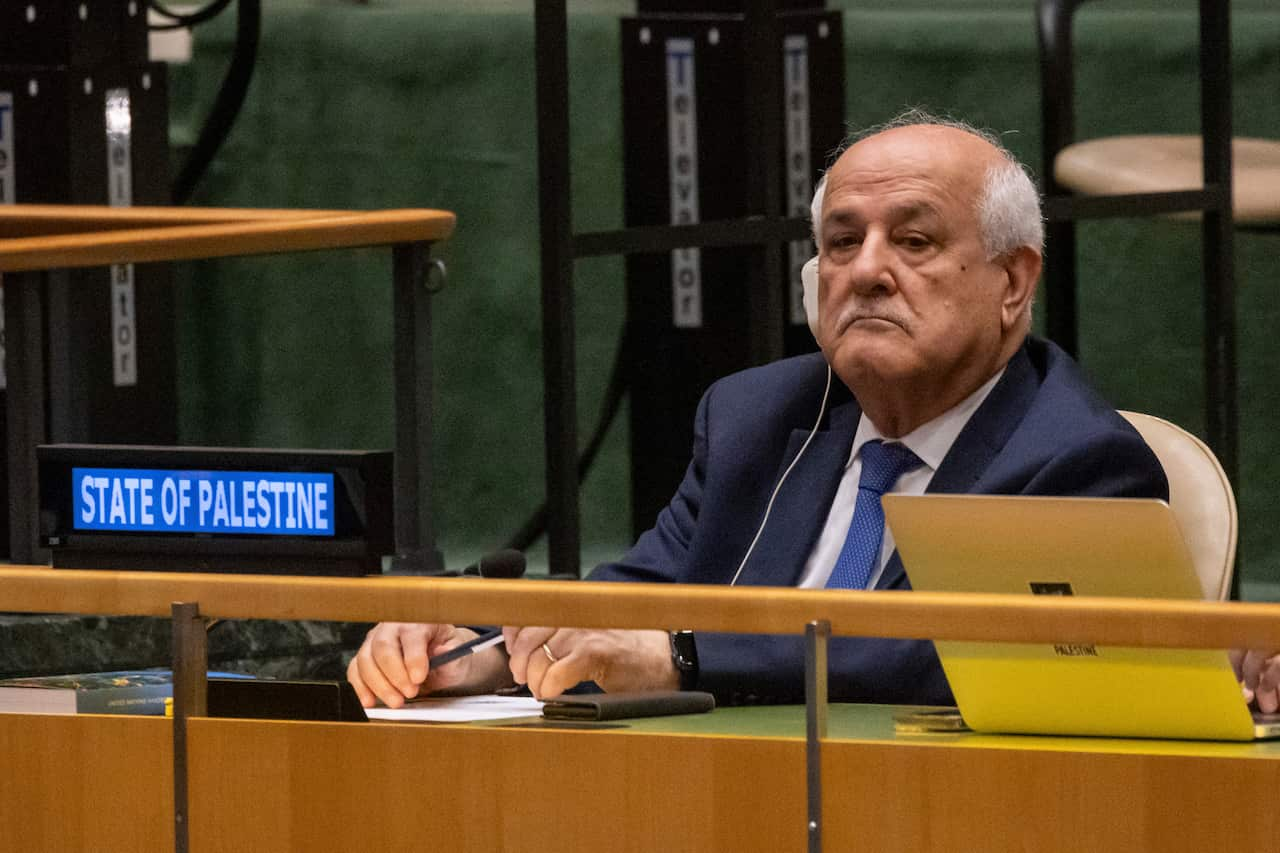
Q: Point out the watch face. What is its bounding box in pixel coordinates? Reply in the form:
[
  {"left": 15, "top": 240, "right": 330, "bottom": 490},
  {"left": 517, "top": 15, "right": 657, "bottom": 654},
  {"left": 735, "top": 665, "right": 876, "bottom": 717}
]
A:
[
  {"left": 671, "top": 631, "right": 697, "bottom": 669},
  {"left": 671, "top": 631, "right": 698, "bottom": 691}
]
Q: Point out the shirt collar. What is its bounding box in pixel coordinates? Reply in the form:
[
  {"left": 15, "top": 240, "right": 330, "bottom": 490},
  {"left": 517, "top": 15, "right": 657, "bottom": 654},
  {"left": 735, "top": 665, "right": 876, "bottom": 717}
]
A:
[{"left": 848, "top": 366, "right": 1007, "bottom": 473}]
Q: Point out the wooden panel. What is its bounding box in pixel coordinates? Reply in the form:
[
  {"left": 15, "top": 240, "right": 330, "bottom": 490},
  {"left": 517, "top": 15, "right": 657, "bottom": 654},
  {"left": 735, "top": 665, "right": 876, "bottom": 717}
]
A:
[
  {"left": 824, "top": 740, "right": 1280, "bottom": 852},
  {"left": 187, "top": 718, "right": 805, "bottom": 853},
  {"left": 4, "top": 565, "right": 1280, "bottom": 650},
  {"left": 185, "top": 716, "right": 1280, "bottom": 853},
  {"left": 0, "top": 714, "right": 172, "bottom": 852}
]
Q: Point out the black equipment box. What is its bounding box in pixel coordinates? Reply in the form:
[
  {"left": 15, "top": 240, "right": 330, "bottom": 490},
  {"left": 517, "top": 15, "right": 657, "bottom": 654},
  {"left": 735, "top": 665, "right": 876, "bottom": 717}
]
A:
[
  {"left": 637, "top": 1, "right": 824, "bottom": 11},
  {"left": 0, "top": 0, "right": 149, "bottom": 68},
  {"left": 620, "top": 6, "right": 844, "bottom": 534}
]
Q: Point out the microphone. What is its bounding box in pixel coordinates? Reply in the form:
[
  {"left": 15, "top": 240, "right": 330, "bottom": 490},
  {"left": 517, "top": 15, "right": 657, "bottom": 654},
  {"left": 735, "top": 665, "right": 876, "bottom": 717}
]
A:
[{"left": 461, "top": 548, "right": 526, "bottom": 578}]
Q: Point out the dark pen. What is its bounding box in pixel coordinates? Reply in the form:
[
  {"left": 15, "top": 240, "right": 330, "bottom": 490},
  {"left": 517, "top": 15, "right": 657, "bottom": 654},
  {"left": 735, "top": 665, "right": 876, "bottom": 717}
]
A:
[{"left": 427, "top": 629, "right": 505, "bottom": 669}]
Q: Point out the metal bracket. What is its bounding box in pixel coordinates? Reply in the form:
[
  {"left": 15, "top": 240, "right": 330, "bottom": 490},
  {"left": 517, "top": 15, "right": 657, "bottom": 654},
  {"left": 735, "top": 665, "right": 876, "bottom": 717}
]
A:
[{"left": 805, "top": 619, "right": 830, "bottom": 853}]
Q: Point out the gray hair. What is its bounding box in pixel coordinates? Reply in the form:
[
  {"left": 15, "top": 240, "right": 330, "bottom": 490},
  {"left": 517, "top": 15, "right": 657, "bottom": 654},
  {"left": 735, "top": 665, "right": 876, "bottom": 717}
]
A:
[{"left": 809, "top": 109, "right": 1044, "bottom": 260}]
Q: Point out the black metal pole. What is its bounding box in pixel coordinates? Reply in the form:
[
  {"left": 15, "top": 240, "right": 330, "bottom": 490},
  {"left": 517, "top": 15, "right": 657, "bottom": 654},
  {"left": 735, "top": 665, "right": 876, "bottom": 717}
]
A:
[
  {"left": 535, "top": 0, "right": 581, "bottom": 577},
  {"left": 1037, "top": 0, "right": 1081, "bottom": 355},
  {"left": 391, "top": 241, "right": 444, "bottom": 574},
  {"left": 744, "top": 0, "right": 785, "bottom": 366},
  {"left": 1199, "top": 0, "right": 1238, "bottom": 596},
  {"left": 3, "top": 271, "right": 46, "bottom": 564}
]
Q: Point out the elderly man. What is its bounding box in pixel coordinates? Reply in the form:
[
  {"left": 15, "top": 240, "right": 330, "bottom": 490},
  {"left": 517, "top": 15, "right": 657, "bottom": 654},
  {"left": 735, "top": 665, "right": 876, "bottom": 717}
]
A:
[{"left": 348, "top": 113, "right": 1173, "bottom": 709}]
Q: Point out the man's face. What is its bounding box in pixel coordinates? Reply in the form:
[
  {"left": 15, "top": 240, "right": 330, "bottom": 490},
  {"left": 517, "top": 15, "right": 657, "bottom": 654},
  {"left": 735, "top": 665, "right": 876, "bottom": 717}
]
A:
[{"left": 816, "top": 125, "right": 1016, "bottom": 407}]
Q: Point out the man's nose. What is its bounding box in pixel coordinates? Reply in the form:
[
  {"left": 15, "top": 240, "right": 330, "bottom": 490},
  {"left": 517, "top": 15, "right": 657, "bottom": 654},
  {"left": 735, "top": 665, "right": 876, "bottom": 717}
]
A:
[{"left": 847, "top": 233, "right": 896, "bottom": 295}]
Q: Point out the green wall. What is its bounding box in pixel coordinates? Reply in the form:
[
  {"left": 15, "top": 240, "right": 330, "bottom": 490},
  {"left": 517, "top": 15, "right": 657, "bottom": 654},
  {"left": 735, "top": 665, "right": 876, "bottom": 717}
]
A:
[{"left": 168, "top": 1, "right": 1280, "bottom": 593}]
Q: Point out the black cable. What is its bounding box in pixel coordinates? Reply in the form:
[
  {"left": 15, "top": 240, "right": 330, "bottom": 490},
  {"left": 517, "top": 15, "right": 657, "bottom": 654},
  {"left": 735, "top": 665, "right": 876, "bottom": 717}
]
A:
[
  {"left": 501, "top": 323, "right": 632, "bottom": 554},
  {"left": 171, "top": 0, "right": 261, "bottom": 204},
  {"left": 148, "top": 0, "right": 236, "bottom": 30}
]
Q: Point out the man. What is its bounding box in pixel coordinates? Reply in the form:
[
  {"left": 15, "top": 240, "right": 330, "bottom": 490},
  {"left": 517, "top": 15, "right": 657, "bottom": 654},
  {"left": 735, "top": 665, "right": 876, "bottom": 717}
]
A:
[{"left": 349, "top": 112, "right": 1176, "bottom": 709}]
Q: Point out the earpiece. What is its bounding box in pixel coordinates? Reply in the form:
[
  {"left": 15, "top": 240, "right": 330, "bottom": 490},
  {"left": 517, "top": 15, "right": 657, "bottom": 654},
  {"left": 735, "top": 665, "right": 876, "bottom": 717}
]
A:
[{"left": 801, "top": 255, "right": 820, "bottom": 341}]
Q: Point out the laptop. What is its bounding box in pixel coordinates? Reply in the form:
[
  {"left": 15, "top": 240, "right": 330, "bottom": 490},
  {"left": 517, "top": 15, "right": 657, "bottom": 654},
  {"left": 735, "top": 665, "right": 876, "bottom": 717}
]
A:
[{"left": 882, "top": 493, "right": 1280, "bottom": 741}]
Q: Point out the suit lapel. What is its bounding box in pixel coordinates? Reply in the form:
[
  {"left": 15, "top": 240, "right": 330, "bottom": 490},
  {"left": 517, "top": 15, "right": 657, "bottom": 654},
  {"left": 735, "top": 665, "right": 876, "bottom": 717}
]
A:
[
  {"left": 736, "top": 396, "right": 861, "bottom": 587},
  {"left": 877, "top": 345, "right": 1038, "bottom": 591}
]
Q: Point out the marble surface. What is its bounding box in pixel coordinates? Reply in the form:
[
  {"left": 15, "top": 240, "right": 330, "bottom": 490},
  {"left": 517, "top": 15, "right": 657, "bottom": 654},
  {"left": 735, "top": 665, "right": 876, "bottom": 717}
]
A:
[{"left": 0, "top": 614, "right": 371, "bottom": 680}]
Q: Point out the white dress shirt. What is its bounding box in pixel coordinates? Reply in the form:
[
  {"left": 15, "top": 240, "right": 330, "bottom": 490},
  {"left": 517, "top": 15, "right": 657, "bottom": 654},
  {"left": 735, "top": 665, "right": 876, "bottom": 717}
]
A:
[{"left": 797, "top": 367, "right": 1006, "bottom": 589}]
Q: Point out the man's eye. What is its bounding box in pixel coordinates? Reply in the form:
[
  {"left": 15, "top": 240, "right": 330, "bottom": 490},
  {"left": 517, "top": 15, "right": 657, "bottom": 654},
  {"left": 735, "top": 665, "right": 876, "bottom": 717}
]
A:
[
  {"left": 898, "top": 234, "right": 932, "bottom": 250},
  {"left": 831, "top": 235, "right": 862, "bottom": 250}
]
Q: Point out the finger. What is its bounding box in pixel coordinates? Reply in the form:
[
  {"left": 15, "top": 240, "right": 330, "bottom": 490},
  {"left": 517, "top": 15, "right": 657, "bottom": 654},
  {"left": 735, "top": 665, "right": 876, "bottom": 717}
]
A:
[
  {"left": 346, "top": 655, "right": 377, "bottom": 708},
  {"left": 401, "top": 625, "right": 438, "bottom": 687},
  {"left": 1256, "top": 656, "right": 1280, "bottom": 714},
  {"left": 522, "top": 630, "right": 569, "bottom": 698},
  {"left": 376, "top": 623, "right": 432, "bottom": 700},
  {"left": 1242, "top": 650, "right": 1268, "bottom": 692},
  {"left": 536, "top": 645, "right": 594, "bottom": 700},
  {"left": 505, "top": 626, "right": 555, "bottom": 686},
  {"left": 354, "top": 630, "right": 410, "bottom": 708}
]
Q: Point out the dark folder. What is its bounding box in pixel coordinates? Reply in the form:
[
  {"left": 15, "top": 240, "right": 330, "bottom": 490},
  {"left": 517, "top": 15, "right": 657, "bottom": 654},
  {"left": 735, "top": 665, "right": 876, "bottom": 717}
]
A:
[{"left": 541, "top": 690, "right": 715, "bottom": 721}]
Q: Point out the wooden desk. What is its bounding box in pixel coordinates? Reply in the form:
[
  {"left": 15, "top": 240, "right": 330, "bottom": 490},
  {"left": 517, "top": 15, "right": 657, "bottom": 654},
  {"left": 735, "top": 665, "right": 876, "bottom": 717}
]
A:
[
  {"left": 7, "top": 704, "right": 1277, "bottom": 852},
  {"left": 184, "top": 705, "right": 1280, "bottom": 852},
  {"left": 5, "top": 568, "right": 1280, "bottom": 852}
]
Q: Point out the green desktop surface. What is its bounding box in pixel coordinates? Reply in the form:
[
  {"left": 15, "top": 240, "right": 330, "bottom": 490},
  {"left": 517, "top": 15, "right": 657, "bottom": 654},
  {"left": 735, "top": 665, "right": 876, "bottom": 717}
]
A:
[{"left": 573, "top": 703, "right": 1280, "bottom": 760}]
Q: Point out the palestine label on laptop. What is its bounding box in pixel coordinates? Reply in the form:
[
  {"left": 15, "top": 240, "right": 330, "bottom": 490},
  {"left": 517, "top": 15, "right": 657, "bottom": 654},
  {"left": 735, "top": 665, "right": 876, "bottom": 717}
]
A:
[{"left": 883, "top": 493, "right": 1280, "bottom": 742}]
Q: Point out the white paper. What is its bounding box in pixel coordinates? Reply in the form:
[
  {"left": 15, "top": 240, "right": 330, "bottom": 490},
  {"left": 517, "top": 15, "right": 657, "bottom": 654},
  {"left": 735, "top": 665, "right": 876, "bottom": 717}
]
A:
[{"left": 365, "top": 695, "right": 544, "bottom": 723}]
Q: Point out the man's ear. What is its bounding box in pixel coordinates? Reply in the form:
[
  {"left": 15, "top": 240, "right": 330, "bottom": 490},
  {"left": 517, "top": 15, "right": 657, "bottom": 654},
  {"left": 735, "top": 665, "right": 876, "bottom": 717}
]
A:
[{"left": 999, "top": 246, "right": 1042, "bottom": 332}]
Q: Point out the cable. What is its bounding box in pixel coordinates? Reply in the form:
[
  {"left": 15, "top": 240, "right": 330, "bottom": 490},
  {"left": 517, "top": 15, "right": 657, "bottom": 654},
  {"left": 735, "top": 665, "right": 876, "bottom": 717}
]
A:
[
  {"left": 170, "top": 0, "right": 261, "bottom": 203},
  {"left": 728, "top": 364, "right": 832, "bottom": 586},
  {"left": 148, "top": 0, "right": 236, "bottom": 30}
]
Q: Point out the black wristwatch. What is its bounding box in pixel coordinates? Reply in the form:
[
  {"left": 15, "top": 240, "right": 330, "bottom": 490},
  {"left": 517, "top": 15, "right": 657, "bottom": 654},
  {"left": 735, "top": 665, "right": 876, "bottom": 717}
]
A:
[{"left": 669, "top": 630, "right": 699, "bottom": 691}]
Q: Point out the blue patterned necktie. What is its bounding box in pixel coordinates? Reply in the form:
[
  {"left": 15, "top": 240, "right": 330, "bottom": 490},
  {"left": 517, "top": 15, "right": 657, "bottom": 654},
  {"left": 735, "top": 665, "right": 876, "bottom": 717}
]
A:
[{"left": 825, "top": 439, "right": 923, "bottom": 590}]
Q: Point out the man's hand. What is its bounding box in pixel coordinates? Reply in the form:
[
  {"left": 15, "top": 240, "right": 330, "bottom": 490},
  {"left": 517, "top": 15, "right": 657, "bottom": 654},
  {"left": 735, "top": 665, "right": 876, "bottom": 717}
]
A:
[
  {"left": 1229, "top": 648, "right": 1280, "bottom": 713},
  {"left": 346, "top": 622, "right": 511, "bottom": 708},
  {"left": 502, "top": 626, "right": 679, "bottom": 700}
]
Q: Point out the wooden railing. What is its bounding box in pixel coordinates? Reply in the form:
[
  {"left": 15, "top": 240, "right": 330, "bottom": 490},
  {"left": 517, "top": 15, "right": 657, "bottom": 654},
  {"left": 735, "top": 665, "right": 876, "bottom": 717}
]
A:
[
  {"left": 0, "top": 203, "right": 454, "bottom": 264},
  {"left": 3, "top": 564, "right": 1279, "bottom": 650}
]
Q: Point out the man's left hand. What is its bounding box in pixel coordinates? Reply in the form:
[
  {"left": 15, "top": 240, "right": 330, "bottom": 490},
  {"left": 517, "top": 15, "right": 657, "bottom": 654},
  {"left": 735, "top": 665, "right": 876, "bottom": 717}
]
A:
[
  {"left": 1230, "top": 648, "right": 1280, "bottom": 713},
  {"left": 502, "top": 626, "right": 679, "bottom": 699}
]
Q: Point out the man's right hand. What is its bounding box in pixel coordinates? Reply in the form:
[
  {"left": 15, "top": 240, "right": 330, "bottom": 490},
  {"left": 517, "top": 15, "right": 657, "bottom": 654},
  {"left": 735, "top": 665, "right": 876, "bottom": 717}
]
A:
[{"left": 346, "top": 622, "right": 509, "bottom": 708}]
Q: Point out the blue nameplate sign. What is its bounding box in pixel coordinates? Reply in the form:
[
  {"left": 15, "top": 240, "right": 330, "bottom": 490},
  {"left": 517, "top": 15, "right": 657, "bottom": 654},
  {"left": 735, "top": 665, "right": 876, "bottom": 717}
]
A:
[
  {"left": 72, "top": 468, "right": 335, "bottom": 536},
  {"left": 39, "top": 446, "right": 393, "bottom": 575}
]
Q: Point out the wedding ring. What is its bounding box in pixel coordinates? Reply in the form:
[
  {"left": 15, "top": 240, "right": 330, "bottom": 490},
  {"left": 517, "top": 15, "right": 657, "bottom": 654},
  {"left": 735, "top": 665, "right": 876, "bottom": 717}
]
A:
[{"left": 542, "top": 642, "right": 558, "bottom": 664}]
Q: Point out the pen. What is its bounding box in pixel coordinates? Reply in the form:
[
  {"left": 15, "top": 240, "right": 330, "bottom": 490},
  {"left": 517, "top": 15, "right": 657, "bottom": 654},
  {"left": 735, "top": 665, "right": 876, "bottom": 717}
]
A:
[{"left": 428, "top": 629, "right": 505, "bottom": 669}]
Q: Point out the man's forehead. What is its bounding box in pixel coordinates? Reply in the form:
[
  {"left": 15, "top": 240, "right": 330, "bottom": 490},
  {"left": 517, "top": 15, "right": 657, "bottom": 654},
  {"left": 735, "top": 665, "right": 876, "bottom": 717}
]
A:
[
  {"left": 827, "top": 126, "right": 991, "bottom": 193},
  {"left": 823, "top": 125, "right": 991, "bottom": 220},
  {"left": 823, "top": 195, "right": 945, "bottom": 227}
]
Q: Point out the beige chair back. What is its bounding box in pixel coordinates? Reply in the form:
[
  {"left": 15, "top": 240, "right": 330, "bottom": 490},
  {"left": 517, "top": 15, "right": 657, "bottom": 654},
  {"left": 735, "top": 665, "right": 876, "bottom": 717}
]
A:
[{"left": 1119, "top": 411, "right": 1237, "bottom": 600}]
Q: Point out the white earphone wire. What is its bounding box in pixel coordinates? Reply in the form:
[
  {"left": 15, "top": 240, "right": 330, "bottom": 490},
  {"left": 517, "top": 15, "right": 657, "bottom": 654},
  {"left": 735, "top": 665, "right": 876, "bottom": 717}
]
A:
[{"left": 728, "top": 364, "right": 833, "bottom": 586}]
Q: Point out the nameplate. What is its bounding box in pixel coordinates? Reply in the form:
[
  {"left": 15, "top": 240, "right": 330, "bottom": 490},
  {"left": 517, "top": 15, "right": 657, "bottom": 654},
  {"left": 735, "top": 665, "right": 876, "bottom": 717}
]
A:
[{"left": 73, "top": 468, "right": 334, "bottom": 536}]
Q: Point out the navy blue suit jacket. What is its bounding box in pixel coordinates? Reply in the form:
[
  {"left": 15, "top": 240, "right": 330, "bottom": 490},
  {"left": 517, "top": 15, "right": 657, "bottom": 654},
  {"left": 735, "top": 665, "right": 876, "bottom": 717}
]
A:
[{"left": 589, "top": 337, "right": 1169, "bottom": 706}]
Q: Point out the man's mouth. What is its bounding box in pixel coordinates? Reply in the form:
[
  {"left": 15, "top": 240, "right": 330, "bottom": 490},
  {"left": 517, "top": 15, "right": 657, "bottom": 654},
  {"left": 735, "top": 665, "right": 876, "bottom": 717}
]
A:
[{"left": 836, "top": 308, "right": 908, "bottom": 335}]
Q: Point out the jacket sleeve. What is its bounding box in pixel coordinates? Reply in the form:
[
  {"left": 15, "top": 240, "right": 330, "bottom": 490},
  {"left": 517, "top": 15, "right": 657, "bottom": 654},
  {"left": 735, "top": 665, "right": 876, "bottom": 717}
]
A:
[{"left": 587, "top": 386, "right": 712, "bottom": 585}]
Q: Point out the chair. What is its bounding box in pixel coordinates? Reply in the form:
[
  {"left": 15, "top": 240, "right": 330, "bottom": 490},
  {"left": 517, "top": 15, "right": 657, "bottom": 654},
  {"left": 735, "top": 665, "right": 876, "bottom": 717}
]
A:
[
  {"left": 1120, "top": 410, "right": 1237, "bottom": 601},
  {"left": 1038, "top": 0, "right": 1280, "bottom": 489}
]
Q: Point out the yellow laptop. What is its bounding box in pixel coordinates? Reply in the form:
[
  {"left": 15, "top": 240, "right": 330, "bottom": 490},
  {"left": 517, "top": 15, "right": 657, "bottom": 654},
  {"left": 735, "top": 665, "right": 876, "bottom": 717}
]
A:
[{"left": 882, "top": 493, "right": 1280, "bottom": 741}]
